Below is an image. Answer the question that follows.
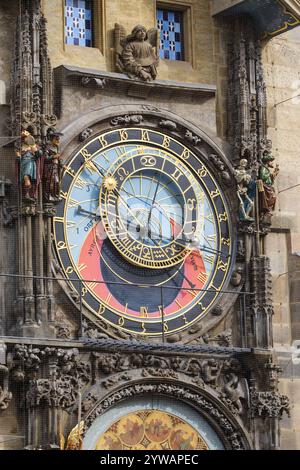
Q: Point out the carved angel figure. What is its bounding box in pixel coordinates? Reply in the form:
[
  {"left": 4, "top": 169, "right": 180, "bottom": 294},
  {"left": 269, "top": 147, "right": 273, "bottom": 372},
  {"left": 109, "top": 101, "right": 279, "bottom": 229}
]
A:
[{"left": 115, "top": 24, "right": 159, "bottom": 81}]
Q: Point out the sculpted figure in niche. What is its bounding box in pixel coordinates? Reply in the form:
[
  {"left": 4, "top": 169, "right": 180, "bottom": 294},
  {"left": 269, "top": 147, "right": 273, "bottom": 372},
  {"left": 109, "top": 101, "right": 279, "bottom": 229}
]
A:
[
  {"left": 115, "top": 24, "right": 159, "bottom": 81},
  {"left": 16, "top": 130, "right": 43, "bottom": 203},
  {"left": 258, "top": 151, "right": 279, "bottom": 219},
  {"left": 234, "top": 159, "right": 256, "bottom": 222},
  {"left": 43, "top": 131, "right": 63, "bottom": 203}
]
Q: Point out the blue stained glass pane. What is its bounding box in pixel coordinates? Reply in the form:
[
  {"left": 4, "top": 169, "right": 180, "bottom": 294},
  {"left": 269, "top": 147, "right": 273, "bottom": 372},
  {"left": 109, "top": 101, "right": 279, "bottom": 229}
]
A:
[
  {"left": 64, "top": 0, "right": 92, "bottom": 47},
  {"left": 157, "top": 9, "right": 184, "bottom": 61}
]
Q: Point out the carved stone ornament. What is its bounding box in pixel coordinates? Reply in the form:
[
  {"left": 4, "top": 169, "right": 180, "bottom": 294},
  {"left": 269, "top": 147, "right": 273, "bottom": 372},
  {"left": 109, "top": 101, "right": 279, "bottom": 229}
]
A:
[
  {"left": 79, "top": 128, "right": 93, "bottom": 142},
  {"left": 114, "top": 24, "right": 159, "bottom": 81},
  {"left": 10, "top": 345, "right": 91, "bottom": 388},
  {"left": 26, "top": 375, "right": 79, "bottom": 409},
  {"left": 81, "top": 76, "right": 106, "bottom": 88},
  {"left": 250, "top": 390, "right": 290, "bottom": 418},
  {"left": 209, "top": 154, "right": 231, "bottom": 185},
  {"left": 159, "top": 120, "right": 177, "bottom": 131},
  {"left": 185, "top": 130, "right": 202, "bottom": 146},
  {"left": 84, "top": 383, "right": 248, "bottom": 450},
  {"left": 0, "top": 365, "right": 13, "bottom": 410},
  {"left": 110, "top": 115, "right": 143, "bottom": 126}
]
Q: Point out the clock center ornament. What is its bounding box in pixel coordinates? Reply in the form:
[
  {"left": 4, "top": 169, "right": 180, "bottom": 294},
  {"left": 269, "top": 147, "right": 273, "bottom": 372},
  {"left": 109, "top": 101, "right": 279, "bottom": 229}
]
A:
[{"left": 53, "top": 128, "right": 232, "bottom": 337}]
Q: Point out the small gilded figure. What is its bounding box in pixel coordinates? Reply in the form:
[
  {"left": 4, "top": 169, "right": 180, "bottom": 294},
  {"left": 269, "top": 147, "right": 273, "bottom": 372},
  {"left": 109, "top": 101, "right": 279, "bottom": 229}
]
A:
[
  {"left": 16, "top": 130, "right": 42, "bottom": 202},
  {"left": 115, "top": 24, "right": 159, "bottom": 81},
  {"left": 258, "top": 151, "right": 279, "bottom": 218},
  {"left": 43, "top": 131, "right": 63, "bottom": 203},
  {"left": 234, "top": 159, "right": 256, "bottom": 222}
]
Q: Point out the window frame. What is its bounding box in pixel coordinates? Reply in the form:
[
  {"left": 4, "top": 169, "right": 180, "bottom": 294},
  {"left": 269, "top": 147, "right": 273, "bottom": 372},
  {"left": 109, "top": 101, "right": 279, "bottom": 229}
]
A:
[{"left": 156, "top": 0, "right": 194, "bottom": 65}]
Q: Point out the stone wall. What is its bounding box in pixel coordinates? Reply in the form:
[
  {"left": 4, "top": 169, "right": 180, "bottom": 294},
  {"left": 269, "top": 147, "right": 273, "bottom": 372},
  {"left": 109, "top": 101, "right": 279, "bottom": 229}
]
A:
[
  {"left": 44, "top": 0, "right": 217, "bottom": 85},
  {"left": 263, "top": 26, "right": 300, "bottom": 450}
]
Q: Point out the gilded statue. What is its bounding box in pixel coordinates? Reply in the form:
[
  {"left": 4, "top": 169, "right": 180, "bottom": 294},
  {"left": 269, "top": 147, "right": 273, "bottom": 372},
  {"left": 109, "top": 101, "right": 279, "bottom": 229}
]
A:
[
  {"left": 234, "top": 159, "right": 256, "bottom": 222},
  {"left": 43, "top": 131, "right": 63, "bottom": 203},
  {"left": 114, "top": 24, "right": 159, "bottom": 81},
  {"left": 16, "top": 130, "right": 43, "bottom": 203},
  {"left": 258, "top": 151, "right": 279, "bottom": 218}
]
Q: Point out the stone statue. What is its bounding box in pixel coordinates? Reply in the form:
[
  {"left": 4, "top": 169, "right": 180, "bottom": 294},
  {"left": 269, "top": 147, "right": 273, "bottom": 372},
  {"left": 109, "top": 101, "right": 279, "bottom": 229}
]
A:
[
  {"left": 43, "top": 131, "right": 63, "bottom": 203},
  {"left": 234, "top": 159, "right": 256, "bottom": 222},
  {"left": 16, "top": 130, "right": 43, "bottom": 203},
  {"left": 114, "top": 24, "right": 159, "bottom": 81},
  {"left": 258, "top": 151, "right": 279, "bottom": 218}
]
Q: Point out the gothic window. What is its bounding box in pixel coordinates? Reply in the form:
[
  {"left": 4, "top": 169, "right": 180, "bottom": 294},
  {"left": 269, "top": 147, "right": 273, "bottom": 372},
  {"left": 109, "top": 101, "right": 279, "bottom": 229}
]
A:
[
  {"left": 157, "top": 9, "right": 184, "bottom": 61},
  {"left": 65, "top": 0, "right": 93, "bottom": 47}
]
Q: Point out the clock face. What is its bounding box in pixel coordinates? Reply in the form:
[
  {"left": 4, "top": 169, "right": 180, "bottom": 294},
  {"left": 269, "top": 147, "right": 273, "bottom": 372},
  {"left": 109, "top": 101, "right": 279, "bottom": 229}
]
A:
[{"left": 54, "top": 128, "right": 232, "bottom": 337}]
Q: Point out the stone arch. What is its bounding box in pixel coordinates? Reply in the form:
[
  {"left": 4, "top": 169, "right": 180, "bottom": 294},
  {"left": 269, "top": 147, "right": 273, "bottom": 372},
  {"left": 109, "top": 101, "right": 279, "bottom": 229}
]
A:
[{"left": 80, "top": 373, "right": 253, "bottom": 450}]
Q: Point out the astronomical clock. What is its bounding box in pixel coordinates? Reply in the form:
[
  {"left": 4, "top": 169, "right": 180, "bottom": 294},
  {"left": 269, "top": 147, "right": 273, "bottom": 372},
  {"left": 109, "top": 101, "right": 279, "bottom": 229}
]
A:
[{"left": 53, "top": 126, "right": 234, "bottom": 339}]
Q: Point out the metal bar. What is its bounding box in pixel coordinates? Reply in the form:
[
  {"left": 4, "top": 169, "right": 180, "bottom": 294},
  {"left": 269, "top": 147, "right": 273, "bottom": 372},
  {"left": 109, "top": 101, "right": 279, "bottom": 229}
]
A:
[
  {"left": 161, "top": 285, "right": 165, "bottom": 344},
  {"left": 0, "top": 273, "right": 255, "bottom": 296},
  {"left": 79, "top": 280, "right": 83, "bottom": 339}
]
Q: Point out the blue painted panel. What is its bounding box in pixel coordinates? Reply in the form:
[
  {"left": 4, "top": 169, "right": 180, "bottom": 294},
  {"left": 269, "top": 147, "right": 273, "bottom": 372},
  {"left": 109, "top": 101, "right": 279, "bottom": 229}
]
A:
[
  {"left": 157, "top": 9, "right": 184, "bottom": 60},
  {"left": 65, "top": 0, "right": 93, "bottom": 47}
]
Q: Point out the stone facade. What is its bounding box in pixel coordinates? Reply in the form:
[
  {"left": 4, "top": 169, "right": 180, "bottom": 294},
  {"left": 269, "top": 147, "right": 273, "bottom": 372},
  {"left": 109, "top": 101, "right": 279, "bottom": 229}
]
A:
[{"left": 0, "top": 0, "right": 299, "bottom": 451}]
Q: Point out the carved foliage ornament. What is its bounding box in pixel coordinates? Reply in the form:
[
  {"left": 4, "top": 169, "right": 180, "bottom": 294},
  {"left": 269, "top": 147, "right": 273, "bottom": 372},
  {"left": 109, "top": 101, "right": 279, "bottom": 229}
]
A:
[{"left": 250, "top": 390, "right": 290, "bottom": 418}]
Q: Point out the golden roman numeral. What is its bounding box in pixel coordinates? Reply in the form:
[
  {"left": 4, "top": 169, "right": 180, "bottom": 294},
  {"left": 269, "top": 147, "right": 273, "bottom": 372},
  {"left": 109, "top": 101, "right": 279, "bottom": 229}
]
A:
[
  {"left": 66, "top": 220, "right": 77, "bottom": 228},
  {"left": 221, "top": 237, "right": 230, "bottom": 246},
  {"left": 188, "top": 289, "right": 198, "bottom": 298},
  {"left": 105, "top": 293, "right": 112, "bottom": 305},
  {"left": 197, "top": 272, "right": 208, "bottom": 284},
  {"left": 67, "top": 198, "right": 80, "bottom": 208},
  {"left": 87, "top": 281, "right": 98, "bottom": 291},
  {"left": 77, "top": 263, "right": 87, "bottom": 273},
  {"left": 64, "top": 166, "right": 75, "bottom": 177},
  {"left": 140, "top": 306, "right": 149, "bottom": 318},
  {"left": 203, "top": 254, "right": 214, "bottom": 265},
  {"left": 74, "top": 177, "right": 87, "bottom": 189}
]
